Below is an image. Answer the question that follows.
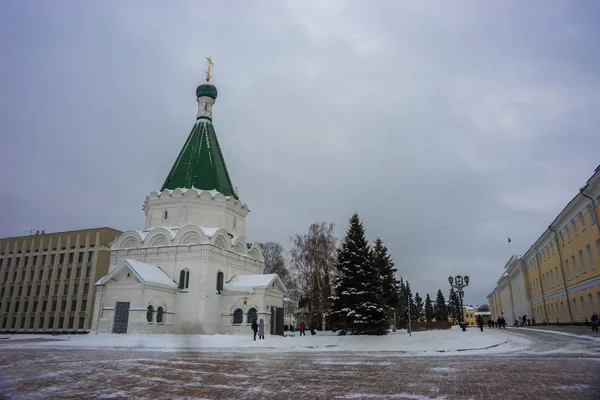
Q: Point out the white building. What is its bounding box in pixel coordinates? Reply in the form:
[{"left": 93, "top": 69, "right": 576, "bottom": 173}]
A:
[{"left": 92, "top": 77, "right": 286, "bottom": 335}]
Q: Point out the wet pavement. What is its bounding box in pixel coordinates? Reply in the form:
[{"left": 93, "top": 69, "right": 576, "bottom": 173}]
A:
[{"left": 0, "top": 329, "right": 599, "bottom": 400}]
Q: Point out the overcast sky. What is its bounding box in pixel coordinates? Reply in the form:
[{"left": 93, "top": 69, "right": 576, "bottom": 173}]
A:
[{"left": 2, "top": 1, "right": 599, "bottom": 305}]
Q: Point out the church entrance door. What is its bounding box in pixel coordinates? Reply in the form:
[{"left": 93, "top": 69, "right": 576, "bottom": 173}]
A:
[
  {"left": 113, "top": 302, "right": 130, "bottom": 334},
  {"left": 270, "top": 309, "right": 276, "bottom": 335}
]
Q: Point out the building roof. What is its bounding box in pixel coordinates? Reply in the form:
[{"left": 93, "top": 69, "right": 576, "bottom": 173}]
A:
[
  {"left": 160, "top": 117, "right": 237, "bottom": 198},
  {"left": 224, "top": 274, "right": 286, "bottom": 293},
  {"left": 95, "top": 259, "right": 177, "bottom": 289}
]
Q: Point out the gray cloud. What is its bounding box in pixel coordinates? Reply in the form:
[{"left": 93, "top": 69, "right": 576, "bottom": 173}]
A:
[{"left": 2, "top": 1, "right": 599, "bottom": 304}]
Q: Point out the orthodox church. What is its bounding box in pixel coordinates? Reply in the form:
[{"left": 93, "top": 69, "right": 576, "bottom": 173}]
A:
[{"left": 92, "top": 61, "right": 286, "bottom": 335}]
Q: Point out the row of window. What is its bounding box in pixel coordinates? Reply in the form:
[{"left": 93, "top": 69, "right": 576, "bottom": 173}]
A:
[
  {"left": 0, "top": 242, "right": 96, "bottom": 256},
  {"left": 2, "top": 298, "right": 88, "bottom": 314},
  {"left": 1, "top": 314, "right": 87, "bottom": 330},
  {"left": 146, "top": 305, "right": 165, "bottom": 324},
  {"left": 0, "top": 282, "right": 90, "bottom": 299},
  {"left": 531, "top": 240, "right": 599, "bottom": 295},
  {"left": 2, "top": 265, "right": 93, "bottom": 284},
  {"left": 177, "top": 270, "right": 225, "bottom": 293},
  {"left": 0, "top": 252, "right": 94, "bottom": 269},
  {"left": 534, "top": 291, "right": 600, "bottom": 322},
  {"left": 535, "top": 211, "right": 597, "bottom": 263},
  {"left": 232, "top": 308, "right": 257, "bottom": 324}
]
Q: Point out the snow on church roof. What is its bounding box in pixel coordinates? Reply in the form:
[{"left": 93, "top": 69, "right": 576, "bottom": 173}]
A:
[
  {"left": 95, "top": 259, "right": 178, "bottom": 289},
  {"left": 223, "top": 274, "right": 285, "bottom": 293}
]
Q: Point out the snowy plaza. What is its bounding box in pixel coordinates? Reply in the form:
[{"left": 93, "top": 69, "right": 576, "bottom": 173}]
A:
[{"left": 2, "top": 327, "right": 600, "bottom": 399}]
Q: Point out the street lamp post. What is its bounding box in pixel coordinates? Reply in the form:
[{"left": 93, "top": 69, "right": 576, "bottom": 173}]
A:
[{"left": 448, "top": 275, "right": 470, "bottom": 332}]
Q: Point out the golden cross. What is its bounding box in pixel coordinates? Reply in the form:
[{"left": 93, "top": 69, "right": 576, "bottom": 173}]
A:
[{"left": 205, "top": 56, "right": 214, "bottom": 82}]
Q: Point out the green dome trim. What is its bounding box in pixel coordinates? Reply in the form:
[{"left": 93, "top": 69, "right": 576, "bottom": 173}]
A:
[
  {"left": 160, "top": 118, "right": 237, "bottom": 198},
  {"left": 196, "top": 84, "right": 218, "bottom": 100}
]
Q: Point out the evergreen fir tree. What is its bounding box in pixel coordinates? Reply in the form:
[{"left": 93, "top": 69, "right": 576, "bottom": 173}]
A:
[
  {"left": 329, "top": 213, "right": 388, "bottom": 335},
  {"left": 434, "top": 289, "right": 448, "bottom": 321},
  {"left": 371, "top": 238, "right": 399, "bottom": 319},
  {"left": 414, "top": 293, "right": 424, "bottom": 322},
  {"left": 448, "top": 289, "right": 461, "bottom": 322},
  {"left": 424, "top": 293, "right": 434, "bottom": 322}
]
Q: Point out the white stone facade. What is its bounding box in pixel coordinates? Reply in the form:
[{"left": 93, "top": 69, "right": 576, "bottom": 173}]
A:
[{"left": 92, "top": 190, "right": 286, "bottom": 335}]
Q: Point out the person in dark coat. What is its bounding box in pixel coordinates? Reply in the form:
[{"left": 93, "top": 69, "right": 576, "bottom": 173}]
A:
[
  {"left": 477, "top": 315, "right": 484, "bottom": 332},
  {"left": 591, "top": 311, "right": 599, "bottom": 332},
  {"left": 251, "top": 318, "right": 258, "bottom": 341}
]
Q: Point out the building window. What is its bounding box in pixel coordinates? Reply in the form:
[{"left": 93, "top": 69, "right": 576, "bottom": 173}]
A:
[
  {"left": 68, "top": 317, "right": 74, "bottom": 329},
  {"left": 83, "top": 283, "right": 89, "bottom": 295},
  {"left": 57, "top": 269, "right": 62, "bottom": 279},
  {"left": 42, "top": 255, "right": 46, "bottom": 265},
  {"left": 30, "top": 270, "right": 35, "bottom": 280},
  {"left": 42, "top": 301, "right": 47, "bottom": 312},
  {"left": 579, "top": 250, "right": 586, "bottom": 273},
  {"left": 233, "top": 308, "right": 243, "bottom": 324},
  {"left": 78, "top": 253, "right": 84, "bottom": 263},
  {"left": 216, "top": 271, "right": 224, "bottom": 293},
  {"left": 63, "top": 284, "right": 69, "bottom": 296},
  {"left": 71, "top": 301, "right": 77, "bottom": 312},
  {"left": 147, "top": 305, "right": 154, "bottom": 322},
  {"left": 18, "top": 286, "right": 23, "bottom": 296},
  {"left": 571, "top": 256, "right": 578, "bottom": 276},
  {"left": 571, "top": 220, "right": 578, "bottom": 236},
  {"left": 88, "top": 252, "right": 93, "bottom": 263},
  {"left": 573, "top": 298, "right": 578, "bottom": 319},
  {"left": 59, "top": 254, "right": 65, "bottom": 264},
  {"left": 73, "top": 284, "right": 79, "bottom": 295},
  {"left": 156, "top": 307, "right": 164, "bottom": 324},
  {"left": 52, "top": 301, "right": 57, "bottom": 312},
  {"left": 164, "top": 211, "right": 168, "bottom": 220},
  {"left": 62, "top": 300, "right": 67, "bottom": 312},
  {"left": 565, "top": 259, "right": 571, "bottom": 279},
  {"left": 581, "top": 213, "right": 587, "bottom": 231},
  {"left": 555, "top": 267, "right": 559, "bottom": 285},
  {"left": 27, "top": 286, "right": 32, "bottom": 296},
  {"left": 178, "top": 270, "right": 189, "bottom": 290},
  {"left": 247, "top": 308, "right": 257, "bottom": 323},
  {"left": 566, "top": 229, "right": 571, "bottom": 242},
  {"left": 79, "top": 317, "right": 85, "bottom": 329},
  {"left": 45, "top": 285, "right": 50, "bottom": 296},
  {"left": 81, "top": 300, "right": 87, "bottom": 310},
  {"left": 33, "top": 301, "right": 38, "bottom": 312},
  {"left": 68, "top": 253, "right": 74, "bottom": 264},
  {"left": 66, "top": 269, "right": 71, "bottom": 279}
]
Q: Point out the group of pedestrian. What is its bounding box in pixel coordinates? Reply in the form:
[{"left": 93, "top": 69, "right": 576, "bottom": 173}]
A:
[
  {"left": 252, "top": 319, "right": 310, "bottom": 340},
  {"left": 592, "top": 311, "right": 599, "bottom": 332},
  {"left": 251, "top": 318, "right": 265, "bottom": 341}
]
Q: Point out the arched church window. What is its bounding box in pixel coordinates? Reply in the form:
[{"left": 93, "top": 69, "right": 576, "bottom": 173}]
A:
[
  {"left": 247, "top": 308, "right": 257, "bottom": 324},
  {"left": 233, "top": 308, "right": 243, "bottom": 324},
  {"left": 179, "top": 270, "right": 189, "bottom": 290},
  {"left": 216, "top": 271, "right": 224, "bottom": 293},
  {"left": 156, "top": 307, "right": 164, "bottom": 324},
  {"left": 146, "top": 305, "right": 154, "bottom": 323}
]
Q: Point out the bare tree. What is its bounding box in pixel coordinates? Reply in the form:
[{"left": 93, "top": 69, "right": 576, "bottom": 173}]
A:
[
  {"left": 289, "top": 222, "right": 337, "bottom": 330},
  {"left": 257, "top": 241, "right": 290, "bottom": 286}
]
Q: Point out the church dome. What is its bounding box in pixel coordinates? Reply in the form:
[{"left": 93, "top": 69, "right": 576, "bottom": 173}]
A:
[{"left": 196, "top": 83, "right": 218, "bottom": 100}]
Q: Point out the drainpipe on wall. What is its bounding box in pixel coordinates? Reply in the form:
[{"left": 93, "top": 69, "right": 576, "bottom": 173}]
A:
[
  {"left": 580, "top": 184, "right": 600, "bottom": 236},
  {"left": 534, "top": 251, "right": 549, "bottom": 323},
  {"left": 549, "top": 225, "right": 574, "bottom": 324}
]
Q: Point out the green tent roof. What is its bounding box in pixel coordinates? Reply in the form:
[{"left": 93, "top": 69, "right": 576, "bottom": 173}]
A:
[{"left": 160, "top": 117, "right": 237, "bottom": 198}]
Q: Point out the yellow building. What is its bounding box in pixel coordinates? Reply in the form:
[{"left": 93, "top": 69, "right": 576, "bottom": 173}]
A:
[
  {"left": 0, "top": 228, "right": 121, "bottom": 333},
  {"left": 489, "top": 165, "right": 600, "bottom": 324}
]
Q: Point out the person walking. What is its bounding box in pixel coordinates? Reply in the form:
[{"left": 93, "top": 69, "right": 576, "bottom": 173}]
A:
[
  {"left": 258, "top": 318, "right": 265, "bottom": 339},
  {"left": 477, "top": 315, "right": 484, "bottom": 332},
  {"left": 591, "top": 311, "right": 599, "bottom": 332},
  {"left": 251, "top": 318, "right": 258, "bottom": 341},
  {"left": 299, "top": 320, "right": 306, "bottom": 336}
]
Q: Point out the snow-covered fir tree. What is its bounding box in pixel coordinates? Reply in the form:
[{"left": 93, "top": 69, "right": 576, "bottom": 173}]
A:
[
  {"left": 396, "top": 278, "right": 407, "bottom": 327},
  {"left": 414, "top": 292, "right": 424, "bottom": 322},
  {"left": 434, "top": 289, "right": 448, "bottom": 321},
  {"left": 424, "top": 293, "right": 434, "bottom": 322},
  {"left": 448, "top": 289, "right": 461, "bottom": 322},
  {"left": 329, "top": 213, "right": 388, "bottom": 335},
  {"left": 371, "top": 238, "right": 399, "bottom": 319}
]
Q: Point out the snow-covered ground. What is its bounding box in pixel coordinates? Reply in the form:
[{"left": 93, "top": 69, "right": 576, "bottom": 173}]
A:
[{"left": 0, "top": 327, "right": 523, "bottom": 355}]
